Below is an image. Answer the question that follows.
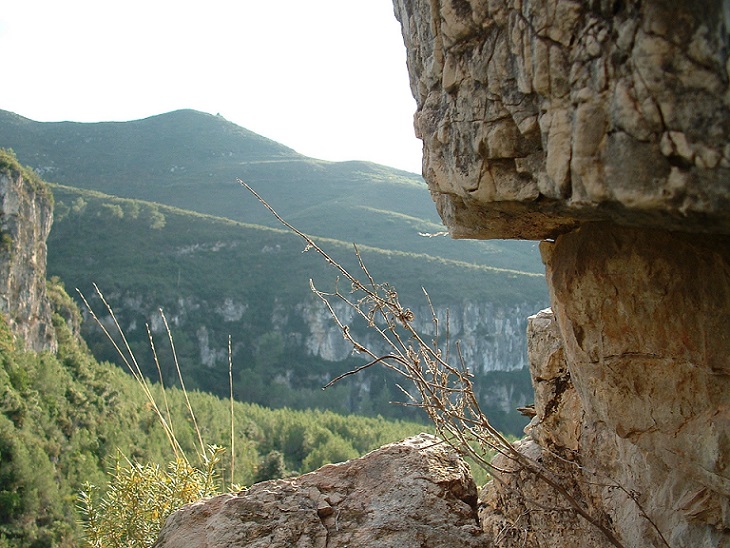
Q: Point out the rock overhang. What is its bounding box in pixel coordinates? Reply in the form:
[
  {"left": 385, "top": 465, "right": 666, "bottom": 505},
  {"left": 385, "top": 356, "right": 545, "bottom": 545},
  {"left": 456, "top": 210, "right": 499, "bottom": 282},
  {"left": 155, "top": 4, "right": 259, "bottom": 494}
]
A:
[{"left": 394, "top": 0, "right": 730, "bottom": 239}]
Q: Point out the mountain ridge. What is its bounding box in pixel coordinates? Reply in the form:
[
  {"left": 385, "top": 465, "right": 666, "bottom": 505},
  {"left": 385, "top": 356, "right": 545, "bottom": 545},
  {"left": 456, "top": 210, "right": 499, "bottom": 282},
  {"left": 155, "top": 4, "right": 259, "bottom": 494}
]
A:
[{"left": 0, "top": 108, "right": 544, "bottom": 273}]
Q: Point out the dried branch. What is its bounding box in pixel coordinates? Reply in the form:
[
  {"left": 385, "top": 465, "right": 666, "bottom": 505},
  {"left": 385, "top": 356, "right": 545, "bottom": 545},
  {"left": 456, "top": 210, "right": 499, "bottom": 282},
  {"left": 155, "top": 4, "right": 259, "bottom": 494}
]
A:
[{"left": 239, "top": 180, "right": 625, "bottom": 548}]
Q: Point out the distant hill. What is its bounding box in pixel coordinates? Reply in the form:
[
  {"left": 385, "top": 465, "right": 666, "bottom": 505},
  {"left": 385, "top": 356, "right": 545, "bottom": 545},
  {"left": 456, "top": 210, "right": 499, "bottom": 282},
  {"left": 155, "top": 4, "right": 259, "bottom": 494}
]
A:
[
  {"left": 0, "top": 108, "right": 543, "bottom": 273},
  {"left": 0, "top": 110, "right": 549, "bottom": 434}
]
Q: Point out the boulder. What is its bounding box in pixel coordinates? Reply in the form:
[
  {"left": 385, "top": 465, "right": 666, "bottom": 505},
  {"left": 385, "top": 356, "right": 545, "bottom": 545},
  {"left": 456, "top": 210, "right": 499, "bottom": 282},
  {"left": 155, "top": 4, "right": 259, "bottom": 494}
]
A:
[{"left": 155, "top": 433, "right": 488, "bottom": 547}]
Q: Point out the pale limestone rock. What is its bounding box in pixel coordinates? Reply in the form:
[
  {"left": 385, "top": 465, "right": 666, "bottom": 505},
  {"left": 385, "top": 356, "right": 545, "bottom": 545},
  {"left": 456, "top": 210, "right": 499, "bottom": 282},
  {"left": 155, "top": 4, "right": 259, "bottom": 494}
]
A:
[
  {"left": 0, "top": 168, "right": 56, "bottom": 352},
  {"left": 154, "top": 433, "right": 488, "bottom": 548},
  {"left": 392, "top": 0, "right": 730, "bottom": 238},
  {"left": 481, "top": 292, "right": 730, "bottom": 547},
  {"left": 393, "top": 1, "right": 730, "bottom": 545},
  {"left": 541, "top": 223, "right": 730, "bottom": 547},
  {"left": 479, "top": 309, "right": 609, "bottom": 547}
]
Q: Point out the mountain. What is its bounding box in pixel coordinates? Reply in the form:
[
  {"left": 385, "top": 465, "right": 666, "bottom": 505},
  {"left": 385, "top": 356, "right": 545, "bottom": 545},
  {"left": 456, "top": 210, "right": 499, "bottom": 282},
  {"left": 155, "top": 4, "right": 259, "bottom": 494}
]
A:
[
  {"left": 0, "top": 108, "right": 543, "bottom": 273},
  {"left": 0, "top": 110, "right": 550, "bottom": 434}
]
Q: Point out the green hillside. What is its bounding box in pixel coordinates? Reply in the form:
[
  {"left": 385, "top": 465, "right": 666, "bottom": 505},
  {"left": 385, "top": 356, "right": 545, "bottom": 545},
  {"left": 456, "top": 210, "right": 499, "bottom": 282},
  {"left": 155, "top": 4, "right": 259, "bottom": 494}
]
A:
[
  {"left": 0, "top": 110, "right": 548, "bottom": 435},
  {"left": 0, "top": 150, "right": 430, "bottom": 546},
  {"left": 47, "top": 184, "right": 547, "bottom": 431},
  {"left": 0, "top": 280, "right": 427, "bottom": 546},
  {"left": 0, "top": 108, "right": 544, "bottom": 273}
]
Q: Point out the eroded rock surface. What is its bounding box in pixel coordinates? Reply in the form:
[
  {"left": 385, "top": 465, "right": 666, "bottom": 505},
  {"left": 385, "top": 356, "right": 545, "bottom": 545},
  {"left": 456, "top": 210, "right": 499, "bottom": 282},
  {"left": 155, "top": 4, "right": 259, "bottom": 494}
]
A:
[
  {"left": 479, "top": 227, "right": 730, "bottom": 547},
  {"left": 393, "top": 1, "right": 730, "bottom": 545},
  {"left": 154, "top": 433, "right": 488, "bottom": 548},
  {"left": 393, "top": 0, "right": 730, "bottom": 239}
]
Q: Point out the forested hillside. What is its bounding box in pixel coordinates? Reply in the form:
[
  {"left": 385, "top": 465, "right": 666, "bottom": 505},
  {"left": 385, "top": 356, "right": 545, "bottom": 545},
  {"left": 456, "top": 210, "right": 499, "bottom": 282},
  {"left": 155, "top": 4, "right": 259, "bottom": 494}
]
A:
[
  {"left": 0, "top": 280, "right": 426, "bottom": 546},
  {"left": 47, "top": 184, "right": 546, "bottom": 432},
  {"left": 0, "top": 108, "right": 544, "bottom": 273}
]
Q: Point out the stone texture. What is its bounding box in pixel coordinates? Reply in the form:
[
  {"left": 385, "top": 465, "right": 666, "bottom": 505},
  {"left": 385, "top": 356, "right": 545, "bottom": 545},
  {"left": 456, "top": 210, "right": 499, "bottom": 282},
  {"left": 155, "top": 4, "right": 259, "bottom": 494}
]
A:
[
  {"left": 542, "top": 223, "right": 730, "bottom": 546},
  {"left": 479, "top": 308, "right": 611, "bottom": 547},
  {"left": 392, "top": 0, "right": 730, "bottom": 239},
  {"left": 392, "top": 1, "right": 730, "bottom": 545},
  {"left": 154, "top": 433, "right": 488, "bottom": 548},
  {"left": 479, "top": 228, "right": 730, "bottom": 547},
  {"left": 0, "top": 167, "right": 56, "bottom": 352}
]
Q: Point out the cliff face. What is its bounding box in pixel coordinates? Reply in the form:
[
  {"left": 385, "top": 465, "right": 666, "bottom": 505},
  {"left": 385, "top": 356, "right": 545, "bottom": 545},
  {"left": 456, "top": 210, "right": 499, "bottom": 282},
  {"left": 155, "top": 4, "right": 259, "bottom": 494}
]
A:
[
  {"left": 83, "top": 289, "right": 540, "bottom": 428},
  {"left": 393, "top": 0, "right": 730, "bottom": 545},
  {"left": 394, "top": 0, "right": 730, "bottom": 239},
  {"left": 84, "top": 291, "right": 540, "bottom": 373},
  {"left": 0, "top": 159, "right": 56, "bottom": 352}
]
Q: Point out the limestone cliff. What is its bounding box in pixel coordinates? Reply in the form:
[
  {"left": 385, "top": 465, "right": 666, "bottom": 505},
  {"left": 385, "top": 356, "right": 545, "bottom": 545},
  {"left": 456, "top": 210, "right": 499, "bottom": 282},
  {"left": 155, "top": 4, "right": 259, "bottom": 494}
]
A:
[
  {"left": 394, "top": 0, "right": 730, "bottom": 239},
  {"left": 83, "top": 291, "right": 540, "bottom": 374},
  {"left": 0, "top": 152, "right": 56, "bottom": 352},
  {"left": 392, "top": 0, "right": 730, "bottom": 546}
]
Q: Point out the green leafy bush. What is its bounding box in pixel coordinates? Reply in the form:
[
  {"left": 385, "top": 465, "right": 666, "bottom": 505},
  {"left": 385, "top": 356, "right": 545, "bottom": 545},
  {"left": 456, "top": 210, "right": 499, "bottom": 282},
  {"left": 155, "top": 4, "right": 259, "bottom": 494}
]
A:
[{"left": 78, "top": 446, "right": 224, "bottom": 548}]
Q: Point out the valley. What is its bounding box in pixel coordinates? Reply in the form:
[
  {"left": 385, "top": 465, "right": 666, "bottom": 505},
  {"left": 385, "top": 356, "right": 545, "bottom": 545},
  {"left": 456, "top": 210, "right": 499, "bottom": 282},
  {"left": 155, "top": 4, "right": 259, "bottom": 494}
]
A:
[{"left": 1, "top": 109, "right": 549, "bottom": 434}]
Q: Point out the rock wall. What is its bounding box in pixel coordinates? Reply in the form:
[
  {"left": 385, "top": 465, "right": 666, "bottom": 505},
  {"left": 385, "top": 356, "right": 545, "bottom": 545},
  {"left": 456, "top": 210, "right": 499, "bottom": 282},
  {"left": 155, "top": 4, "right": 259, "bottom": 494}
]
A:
[
  {"left": 393, "top": 0, "right": 730, "bottom": 239},
  {"left": 86, "top": 291, "right": 540, "bottom": 374},
  {"left": 0, "top": 162, "right": 56, "bottom": 352},
  {"left": 392, "top": 0, "right": 730, "bottom": 545},
  {"left": 299, "top": 297, "right": 538, "bottom": 373}
]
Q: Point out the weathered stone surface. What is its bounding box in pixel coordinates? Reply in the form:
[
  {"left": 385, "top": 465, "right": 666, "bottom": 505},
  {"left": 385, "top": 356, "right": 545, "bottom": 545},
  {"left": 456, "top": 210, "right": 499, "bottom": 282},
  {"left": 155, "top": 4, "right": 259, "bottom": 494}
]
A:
[
  {"left": 394, "top": 1, "right": 730, "bottom": 545},
  {"left": 524, "top": 308, "right": 581, "bottom": 453},
  {"left": 154, "top": 433, "right": 488, "bottom": 548},
  {"left": 542, "top": 223, "right": 730, "bottom": 546},
  {"left": 393, "top": 0, "right": 730, "bottom": 239},
  {"left": 479, "top": 308, "right": 611, "bottom": 547},
  {"left": 0, "top": 167, "right": 56, "bottom": 352},
  {"left": 481, "top": 284, "right": 730, "bottom": 547}
]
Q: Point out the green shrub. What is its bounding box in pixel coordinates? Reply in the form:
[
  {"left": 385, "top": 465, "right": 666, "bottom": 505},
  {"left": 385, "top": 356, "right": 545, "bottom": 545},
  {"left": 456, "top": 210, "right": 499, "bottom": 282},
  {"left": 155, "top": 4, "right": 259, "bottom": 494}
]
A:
[{"left": 78, "top": 446, "right": 224, "bottom": 548}]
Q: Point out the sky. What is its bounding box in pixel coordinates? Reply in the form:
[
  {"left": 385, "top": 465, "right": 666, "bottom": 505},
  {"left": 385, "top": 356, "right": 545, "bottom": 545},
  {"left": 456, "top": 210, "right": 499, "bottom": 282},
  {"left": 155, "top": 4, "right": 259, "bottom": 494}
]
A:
[{"left": 0, "top": 0, "right": 424, "bottom": 174}]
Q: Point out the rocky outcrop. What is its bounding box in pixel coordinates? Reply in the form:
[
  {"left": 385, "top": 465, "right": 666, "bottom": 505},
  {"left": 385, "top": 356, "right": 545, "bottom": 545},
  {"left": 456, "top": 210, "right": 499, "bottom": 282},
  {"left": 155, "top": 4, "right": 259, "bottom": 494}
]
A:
[
  {"left": 392, "top": 0, "right": 730, "bottom": 546},
  {"left": 83, "top": 290, "right": 542, "bottom": 432},
  {"left": 154, "top": 433, "right": 488, "bottom": 547},
  {"left": 299, "top": 297, "right": 539, "bottom": 373},
  {"left": 393, "top": 0, "right": 730, "bottom": 239},
  {"left": 482, "top": 298, "right": 730, "bottom": 547},
  {"left": 88, "top": 292, "right": 541, "bottom": 374},
  {"left": 0, "top": 158, "right": 56, "bottom": 352}
]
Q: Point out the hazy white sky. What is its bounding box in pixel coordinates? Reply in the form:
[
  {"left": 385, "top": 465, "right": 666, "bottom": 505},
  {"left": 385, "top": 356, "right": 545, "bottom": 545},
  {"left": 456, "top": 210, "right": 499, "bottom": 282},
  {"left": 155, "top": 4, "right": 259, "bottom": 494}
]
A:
[{"left": 0, "top": 0, "right": 424, "bottom": 173}]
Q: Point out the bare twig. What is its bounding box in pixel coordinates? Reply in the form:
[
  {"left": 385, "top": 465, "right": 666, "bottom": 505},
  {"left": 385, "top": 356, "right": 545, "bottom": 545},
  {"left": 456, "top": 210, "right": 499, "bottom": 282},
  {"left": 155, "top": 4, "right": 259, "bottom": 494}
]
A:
[
  {"left": 228, "top": 334, "right": 235, "bottom": 486},
  {"left": 240, "top": 180, "right": 626, "bottom": 548}
]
